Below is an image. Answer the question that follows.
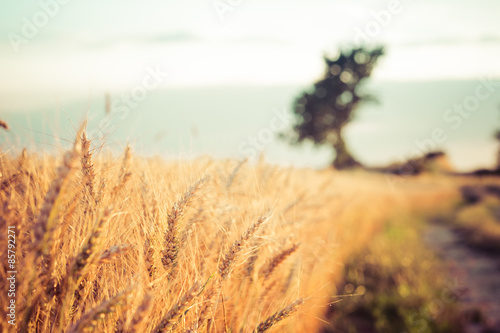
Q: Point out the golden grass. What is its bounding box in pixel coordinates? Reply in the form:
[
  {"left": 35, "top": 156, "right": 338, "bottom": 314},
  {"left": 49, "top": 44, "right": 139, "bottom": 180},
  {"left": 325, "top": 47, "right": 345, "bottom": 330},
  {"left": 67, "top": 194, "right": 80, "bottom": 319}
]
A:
[{"left": 0, "top": 132, "right": 463, "bottom": 332}]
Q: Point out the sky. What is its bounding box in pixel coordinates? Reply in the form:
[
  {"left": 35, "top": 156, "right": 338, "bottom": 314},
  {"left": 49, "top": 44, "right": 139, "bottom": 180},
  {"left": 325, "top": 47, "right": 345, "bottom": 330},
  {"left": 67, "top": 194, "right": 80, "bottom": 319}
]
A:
[
  {"left": 1, "top": 0, "right": 500, "bottom": 107},
  {"left": 1, "top": 0, "right": 500, "bottom": 170}
]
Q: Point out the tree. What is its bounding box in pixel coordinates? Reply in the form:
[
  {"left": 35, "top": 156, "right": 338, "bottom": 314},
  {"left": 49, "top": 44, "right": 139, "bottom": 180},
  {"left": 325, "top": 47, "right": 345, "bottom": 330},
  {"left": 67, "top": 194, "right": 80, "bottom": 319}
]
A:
[{"left": 286, "top": 46, "right": 384, "bottom": 169}]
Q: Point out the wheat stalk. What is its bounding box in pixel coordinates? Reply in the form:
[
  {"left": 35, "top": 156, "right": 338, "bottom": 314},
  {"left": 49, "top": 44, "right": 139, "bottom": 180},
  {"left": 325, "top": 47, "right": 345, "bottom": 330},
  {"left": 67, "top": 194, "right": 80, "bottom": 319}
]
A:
[
  {"left": 153, "top": 282, "right": 201, "bottom": 333},
  {"left": 245, "top": 242, "right": 260, "bottom": 280},
  {"left": 56, "top": 207, "right": 115, "bottom": 327},
  {"left": 68, "top": 287, "right": 135, "bottom": 333},
  {"left": 126, "top": 294, "right": 152, "bottom": 333},
  {"left": 226, "top": 158, "right": 247, "bottom": 189}
]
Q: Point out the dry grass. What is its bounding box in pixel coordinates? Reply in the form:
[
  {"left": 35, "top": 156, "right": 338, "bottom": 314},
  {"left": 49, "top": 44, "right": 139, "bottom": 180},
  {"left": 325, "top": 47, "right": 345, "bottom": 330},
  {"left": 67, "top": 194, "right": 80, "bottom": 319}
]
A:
[{"left": 0, "top": 131, "right": 461, "bottom": 332}]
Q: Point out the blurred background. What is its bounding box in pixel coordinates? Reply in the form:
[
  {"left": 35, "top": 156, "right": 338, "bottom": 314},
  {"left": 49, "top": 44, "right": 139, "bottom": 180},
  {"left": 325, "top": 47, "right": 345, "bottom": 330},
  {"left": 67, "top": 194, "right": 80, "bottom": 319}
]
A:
[{"left": 1, "top": 0, "right": 499, "bottom": 171}]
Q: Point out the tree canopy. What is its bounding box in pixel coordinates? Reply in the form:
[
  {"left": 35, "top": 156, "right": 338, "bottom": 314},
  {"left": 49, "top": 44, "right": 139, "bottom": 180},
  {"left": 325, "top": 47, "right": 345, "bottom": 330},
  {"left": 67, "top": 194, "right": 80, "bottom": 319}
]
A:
[{"left": 287, "top": 46, "right": 384, "bottom": 169}]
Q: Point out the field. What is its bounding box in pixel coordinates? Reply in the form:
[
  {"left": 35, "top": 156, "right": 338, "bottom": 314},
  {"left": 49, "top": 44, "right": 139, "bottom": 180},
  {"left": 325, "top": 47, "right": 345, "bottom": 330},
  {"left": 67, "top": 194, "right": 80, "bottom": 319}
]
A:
[{"left": 0, "top": 131, "right": 496, "bottom": 332}]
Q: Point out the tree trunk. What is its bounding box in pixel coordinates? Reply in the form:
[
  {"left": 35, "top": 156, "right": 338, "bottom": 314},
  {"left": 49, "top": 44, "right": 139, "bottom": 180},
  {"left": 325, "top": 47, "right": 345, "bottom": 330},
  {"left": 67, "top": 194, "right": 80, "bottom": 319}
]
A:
[{"left": 332, "top": 129, "right": 362, "bottom": 170}]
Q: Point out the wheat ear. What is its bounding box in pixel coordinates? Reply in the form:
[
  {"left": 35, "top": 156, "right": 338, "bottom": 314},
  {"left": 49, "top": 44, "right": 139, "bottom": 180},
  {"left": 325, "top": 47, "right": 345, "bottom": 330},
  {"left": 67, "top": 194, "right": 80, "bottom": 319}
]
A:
[
  {"left": 218, "top": 216, "right": 269, "bottom": 281},
  {"left": 71, "top": 207, "right": 114, "bottom": 282},
  {"left": 161, "top": 177, "right": 206, "bottom": 272},
  {"left": 112, "top": 144, "right": 132, "bottom": 198},
  {"left": 81, "top": 132, "right": 96, "bottom": 203},
  {"left": 259, "top": 243, "right": 299, "bottom": 278},
  {"left": 33, "top": 140, "right": 80, "bottom": 257},
  {"left": 19, "top": 131, "right": 82, "bottom": 333},
  {"left": 253, "top": 298, "right": 303, "bottom": 333}
]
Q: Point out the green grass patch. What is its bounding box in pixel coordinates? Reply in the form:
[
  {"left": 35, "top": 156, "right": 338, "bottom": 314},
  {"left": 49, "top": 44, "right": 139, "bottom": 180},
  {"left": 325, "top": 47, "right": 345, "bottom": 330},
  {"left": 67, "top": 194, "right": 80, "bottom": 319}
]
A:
[{"left": 326, "top": 214, "right": 464, "bottom": 333}]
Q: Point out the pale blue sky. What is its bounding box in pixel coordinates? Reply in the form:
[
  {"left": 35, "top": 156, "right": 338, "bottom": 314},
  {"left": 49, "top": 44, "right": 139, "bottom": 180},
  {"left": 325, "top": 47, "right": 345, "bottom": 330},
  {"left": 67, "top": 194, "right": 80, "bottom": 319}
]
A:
[{"left": 1, "top": 0, "right": 500, "bottom": 110}]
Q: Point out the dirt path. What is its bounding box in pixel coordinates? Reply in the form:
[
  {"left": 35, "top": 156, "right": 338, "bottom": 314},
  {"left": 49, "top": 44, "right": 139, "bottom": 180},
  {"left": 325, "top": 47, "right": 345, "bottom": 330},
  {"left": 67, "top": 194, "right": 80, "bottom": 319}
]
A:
[{"left": 424, "top": 224, "right": 500, "bottom": 332}]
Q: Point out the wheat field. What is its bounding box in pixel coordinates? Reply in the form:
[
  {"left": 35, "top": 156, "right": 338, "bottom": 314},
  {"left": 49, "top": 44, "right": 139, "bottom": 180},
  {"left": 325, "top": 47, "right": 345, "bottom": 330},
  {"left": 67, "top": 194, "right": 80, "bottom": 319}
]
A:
[{"left": 0, "top": 130, "right": 459, "bottom": 332}]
